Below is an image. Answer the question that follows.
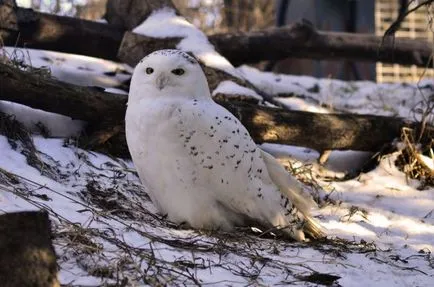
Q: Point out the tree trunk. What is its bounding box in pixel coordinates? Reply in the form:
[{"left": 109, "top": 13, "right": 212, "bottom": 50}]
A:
[
  {"left": 0, "top": 211, "right": 59, "bottom": 287},
  {"left": 105, "top": 0, "right": 178, "bottom": 30},
  {"left": 1, "top": 61, "right": 430, "bottom": 158},
  {"left": 0, "top": 1, "right": 431, "bottom": 67}
]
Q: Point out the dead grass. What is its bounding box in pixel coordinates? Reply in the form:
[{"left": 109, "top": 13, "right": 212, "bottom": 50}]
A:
[
  {"left": 396, "top": 127, "right": 434, "bottom": 188},
  {"left": 2, "top": 136, "right": 431, "bottom": 285},
  {"left": 0, "top": 112, "right": 59, "bottom": 179},
  {"left": 0, "top": 44, "right": 52, "bottom": 77},
  {"left": 395, "top": 45, "right": 434, "bottom": 188},
  {"left": 1, "top": 157, "right": 382, "bottom": 286}
]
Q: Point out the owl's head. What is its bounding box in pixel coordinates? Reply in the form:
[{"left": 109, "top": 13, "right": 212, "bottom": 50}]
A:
[{"left": 129, "top": 49, "right": 210, "bottom": 102}]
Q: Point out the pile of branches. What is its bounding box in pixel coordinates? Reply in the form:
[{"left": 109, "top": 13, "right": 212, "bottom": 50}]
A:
[{"left": 0, "top": 0, "right": 432, "bottom": 158}]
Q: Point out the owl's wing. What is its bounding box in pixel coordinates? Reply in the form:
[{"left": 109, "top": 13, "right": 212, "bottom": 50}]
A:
[
  {"left": 173, "top": 100, "right": 271, "bottom": 195},
  {"left": 174, "top": 99, "right": 323, "bottom": 239}
]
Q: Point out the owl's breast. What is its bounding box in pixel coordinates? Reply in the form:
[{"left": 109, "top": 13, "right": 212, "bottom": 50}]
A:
[{"left": 126, "top": 99, "right": 179, "bottom": 158}]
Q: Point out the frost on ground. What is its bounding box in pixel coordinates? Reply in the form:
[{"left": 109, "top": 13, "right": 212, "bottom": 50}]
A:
[{"left": 0, "top": 47, "right": 433, "bottom": 286}]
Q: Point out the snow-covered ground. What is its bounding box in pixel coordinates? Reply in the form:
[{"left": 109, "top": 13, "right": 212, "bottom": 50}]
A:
[{"left": 1, "top": 45, "right": 433, "bottom": 286}]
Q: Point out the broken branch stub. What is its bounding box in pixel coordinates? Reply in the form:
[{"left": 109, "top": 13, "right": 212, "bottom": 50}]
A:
[{"left": 0, "top": 211, "right": 59, "bottom": 287}]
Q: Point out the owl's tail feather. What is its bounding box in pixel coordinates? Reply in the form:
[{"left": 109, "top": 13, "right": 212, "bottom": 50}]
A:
[{"left": 260, "top": 150, "right": 325, "bottom": 239}]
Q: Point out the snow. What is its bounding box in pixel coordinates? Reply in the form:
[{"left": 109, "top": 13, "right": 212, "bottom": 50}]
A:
[
  {"left": 16, "top": 0, "right": 89, "bottom": 16},
  {"left": 0, "top": 101, "right": 86, "bottom": 137},
  {"left": 2, "top": 47, "right": 132, "bottom": 87},
  {"left": 239, "top": 65, "right": 433, "bottom": 119},
  {"left": 1, "top": 45, "right": 433, "bottom": 286},
  {"left": 418, "top": 153, "right": 434, "bottom": 171},
  {"left": 212, "top": 80, "right": 263, "bottom": 100},
  {"left": 133, "top": 8, "right": 241, "bottom": 79}
]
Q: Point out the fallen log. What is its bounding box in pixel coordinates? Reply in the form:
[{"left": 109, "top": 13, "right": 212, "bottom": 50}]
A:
[
  {"left": 209, "top": 22, "right": 433, "bottom": 67},
  {"left": 0, "top": 61, "right": 126, "bottom": 122},
  {"left": 0, "top": 0, "right": 261, "bottom": 99},
  {"left": 0, "top": 0, "right": 124, "bottom": 60},
  {"left": 1, "top": 60, "right": 430, "bottom": 158},
  {"left": 0, "top": 0, "right": 432, "bottom": 68},
  {"left": 0, "top": 211, "right": 59, "bottom": 287}
]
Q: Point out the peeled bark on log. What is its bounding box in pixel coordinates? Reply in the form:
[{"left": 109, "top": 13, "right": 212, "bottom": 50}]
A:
[
  {"left": 0, "top": 1, "right": 432, "bottom": 68},
  {"left": 0, "top": 211, "right": 59, "bottom": 287},
  {"left": 1, "top": 61, "right": 431, "bottom": 158}
]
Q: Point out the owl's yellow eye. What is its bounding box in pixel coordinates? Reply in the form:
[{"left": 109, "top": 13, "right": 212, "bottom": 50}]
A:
[
  {"left": 171, "top": 68, "right": 185, "bottom": 76},
  {"left": 146, "top": 67, "right": 154, "bottom": 74}
]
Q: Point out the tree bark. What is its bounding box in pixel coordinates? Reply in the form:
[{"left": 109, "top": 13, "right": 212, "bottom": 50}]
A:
[
  {"left": 214, "top": 98, "right": 416, "bottom": 152},
  {"left": 0, "top": 0, "right": 124, "bottom": 60},
  {"left": 0, "top": 61, "right": 126, "bottom": 122},
  {"left": 0, "top": 1, "right": 432, "bottom": 67},
  {"left": 0, "top": 211, "right": 59, "bottom": 287},
  {"left": 209, "top": 21, "right": 433, "bottom": 67},
  {"left": 1, "top": 61, "right": 430, "bottom": 158}
]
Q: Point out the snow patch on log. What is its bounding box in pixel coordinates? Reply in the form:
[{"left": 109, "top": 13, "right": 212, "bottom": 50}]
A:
[
  {"left": 132, "top": 8, "right": 241, "bottom": 79},
  {"left": 2, "top": 47, "right": 132, "bottom": 88},
  {"left": 239, "top": 65, "right": 434, "bottom": 120},
  {"left": 212, "top": 80, "right": 262, "bottom": 100}
]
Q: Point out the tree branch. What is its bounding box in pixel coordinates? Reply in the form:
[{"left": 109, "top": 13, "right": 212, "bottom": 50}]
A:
[{"left": 384, "top": 0, "right": 434, "bottom": 39}]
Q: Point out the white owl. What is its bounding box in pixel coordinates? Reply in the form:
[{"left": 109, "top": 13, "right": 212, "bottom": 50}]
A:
[{"left": 125, "top": 50, "right": 323, "bottom": 241}]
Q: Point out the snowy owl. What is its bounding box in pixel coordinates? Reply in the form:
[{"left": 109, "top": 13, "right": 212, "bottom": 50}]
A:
[{"left": 125, "top": 50, "right": 323, "bottom": 241}]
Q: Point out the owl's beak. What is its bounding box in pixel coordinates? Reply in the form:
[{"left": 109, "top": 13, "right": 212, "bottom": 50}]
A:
[{"left": 156, "top": 73, "right": 170, "bottom": 90}]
